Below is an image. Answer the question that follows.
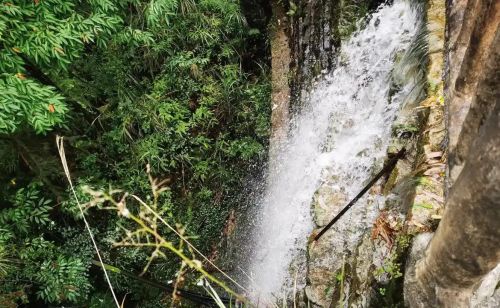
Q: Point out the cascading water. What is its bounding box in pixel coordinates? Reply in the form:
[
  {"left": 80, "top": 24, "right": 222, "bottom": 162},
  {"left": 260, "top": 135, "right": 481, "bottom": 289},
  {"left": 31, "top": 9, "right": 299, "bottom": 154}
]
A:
[{"left": 244, "top": 0, "right": 422, "bottom": 303}]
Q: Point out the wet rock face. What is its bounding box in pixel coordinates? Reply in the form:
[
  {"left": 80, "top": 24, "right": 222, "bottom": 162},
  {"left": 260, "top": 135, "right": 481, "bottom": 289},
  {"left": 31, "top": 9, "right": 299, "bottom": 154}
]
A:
[
  {"left": 288, "top": 0, "right": 382, "bottom": 109},
  {"left": 311, "top": 185, "right": 347, "bottom": 227},
  {"left": 301, "top": 1, "right": 429, "bottom": 303}
]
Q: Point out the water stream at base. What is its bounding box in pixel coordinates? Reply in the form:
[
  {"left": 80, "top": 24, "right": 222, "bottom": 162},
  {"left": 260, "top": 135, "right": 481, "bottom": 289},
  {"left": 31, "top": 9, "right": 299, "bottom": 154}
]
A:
[{"left": 236, "top": 0, "right": 421, "bottom": 303}]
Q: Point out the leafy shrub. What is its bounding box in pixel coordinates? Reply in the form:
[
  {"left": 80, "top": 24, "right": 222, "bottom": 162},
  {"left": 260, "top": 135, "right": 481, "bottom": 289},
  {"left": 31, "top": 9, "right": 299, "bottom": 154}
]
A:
[
  {"left": 35, "top": 256, "right": 91, "bottom": 303},
  {"left": 0, "top": 0, "right": 270, "bottom": 305}
]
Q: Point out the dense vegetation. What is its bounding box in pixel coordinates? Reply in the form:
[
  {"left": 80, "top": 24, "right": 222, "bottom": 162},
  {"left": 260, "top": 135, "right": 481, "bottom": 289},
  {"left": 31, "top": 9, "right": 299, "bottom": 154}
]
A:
[{"left": 0, "top": 0, "right": 271, "bottom": 306}]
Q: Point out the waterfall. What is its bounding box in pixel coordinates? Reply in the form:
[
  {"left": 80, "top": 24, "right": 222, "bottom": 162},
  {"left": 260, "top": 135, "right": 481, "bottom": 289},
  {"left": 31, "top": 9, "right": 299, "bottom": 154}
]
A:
[{"left": 244, "top": 0, "right": 421, "bottom": 303}]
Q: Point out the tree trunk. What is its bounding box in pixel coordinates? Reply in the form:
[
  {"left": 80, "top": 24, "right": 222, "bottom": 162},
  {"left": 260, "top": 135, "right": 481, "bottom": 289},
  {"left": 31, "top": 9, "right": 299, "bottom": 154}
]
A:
[{"left": 269, "top": 0, "right": 291, "bottom": 161}]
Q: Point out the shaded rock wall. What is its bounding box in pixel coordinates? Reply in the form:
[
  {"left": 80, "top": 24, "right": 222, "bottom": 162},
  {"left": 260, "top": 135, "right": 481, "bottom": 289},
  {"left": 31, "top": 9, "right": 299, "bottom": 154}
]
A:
[
  {"left": 288, "top": 0, "right": 382, "bottom": 110},
  {"left": 269, "top": 0, "right": 384, "bottom": 149}
]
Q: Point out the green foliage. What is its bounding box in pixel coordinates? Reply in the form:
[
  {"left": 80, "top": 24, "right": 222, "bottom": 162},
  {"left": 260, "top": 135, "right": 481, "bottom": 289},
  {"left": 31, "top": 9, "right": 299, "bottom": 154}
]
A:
[
  {"left": 0, "top": 244, "right": 15, "bottom": 279},
  {"left": 0, "top": 185, "right": 93, "bottom": 305},
  {"left": 392, "top": 123, "right": 419, "bottom": 136},
  {"left": 374, "top": 254, "right": 403, "bottom": 280},
  {"left": 146, "top": 0, "right": 179, "bottom": 26},
  {"left": 88, "top": 292, "right": 118, "bottom": 307},
  {"left": 338, "top": 0, "right": 369, "bottom": 39},
  {"left": 0, "top": 0, "right": 270, "bottom": 305},
  {"left": 0, "top": 183, "right": 53, "bottom": 233},
  {"left": 372, "top": 234, "right": 413, "bottom": 307},
  {"left": 67, "top": 0, "right": 271, "bottom": 260},
  {"left": 0, "top": 289, "right": 28, "bottom": 308},
  {"left": 60, "top": 180, "right": 101, "bottom": 219},
  {"left": 0, "top": 75, "right": 67, "bottom": 133},
  {"left": 35, "top": 256, "right": 91, "bottom": 303},
  {"left": 287, "top": 1, "right": 298, "bottom": 16},
  {"left": 0, "top": 0, "right": 122, "bottom": 134}
]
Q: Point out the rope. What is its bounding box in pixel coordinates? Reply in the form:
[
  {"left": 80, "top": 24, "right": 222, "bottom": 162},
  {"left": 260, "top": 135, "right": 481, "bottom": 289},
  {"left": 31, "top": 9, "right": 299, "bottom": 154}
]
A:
[{"left": 56, "top": 136, "right": 121, "bottom": 308}]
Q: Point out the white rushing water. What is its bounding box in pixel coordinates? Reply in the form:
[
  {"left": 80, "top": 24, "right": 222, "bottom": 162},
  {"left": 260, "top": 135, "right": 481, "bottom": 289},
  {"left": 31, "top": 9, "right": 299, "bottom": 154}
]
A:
[{"left": 246, "top": 0, "right": 421, "bottom": 303}]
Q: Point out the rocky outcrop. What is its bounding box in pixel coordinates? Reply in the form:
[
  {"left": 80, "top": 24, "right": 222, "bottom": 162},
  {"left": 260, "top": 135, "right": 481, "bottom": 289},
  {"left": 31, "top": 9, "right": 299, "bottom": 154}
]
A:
[
  {"left": 405, "top": 0, "right": 500, "bottom": 307},
  {"left": 402, "top": 0, "right": 446, "bottom": 237},
  {"left": 414, "top": 101, "right": 500, "bottom": 307},
  {"left": 445, "top": 0, "right": 500, "bottom": 186}
]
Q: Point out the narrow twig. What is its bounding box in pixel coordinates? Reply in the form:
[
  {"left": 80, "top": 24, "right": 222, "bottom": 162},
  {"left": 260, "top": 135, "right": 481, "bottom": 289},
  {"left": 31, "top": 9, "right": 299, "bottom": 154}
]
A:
[
  {"left": 129, "top": 194, "right": 248, "bottom": 293},
  {"left": 56, "top": 136, "right": 121, "bottom": 308}
]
